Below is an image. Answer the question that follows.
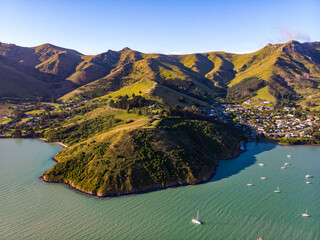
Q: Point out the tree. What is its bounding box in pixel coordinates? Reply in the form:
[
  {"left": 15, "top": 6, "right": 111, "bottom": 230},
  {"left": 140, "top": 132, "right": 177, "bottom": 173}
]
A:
[
  {"left": 179, "top": 96, "right": 186, "bottom": 103},
  {"left": 26, "top": 129, "right": 35, "bottom": 137},
  {"left": 51, "top": 96, "right": 56, "bottom": 103},
  {"left": 12, "top": 109, "right": 25, "bottom": 121},
  {"left": 12, "top": 129, "right": 22, "bottom": 138},
  {"left": 312, "top": 132, "right": 320, "bottom": 141}
]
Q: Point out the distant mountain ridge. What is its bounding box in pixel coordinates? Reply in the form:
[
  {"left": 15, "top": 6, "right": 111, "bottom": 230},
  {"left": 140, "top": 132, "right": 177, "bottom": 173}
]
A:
[{"left": 1, "top": 41, "right": 320, "bottom": 107}]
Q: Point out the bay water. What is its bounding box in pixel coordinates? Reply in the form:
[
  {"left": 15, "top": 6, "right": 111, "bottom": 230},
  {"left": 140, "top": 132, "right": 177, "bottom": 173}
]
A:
[{"left": 0, "top": 139, "right": 319, "bottom": 239}]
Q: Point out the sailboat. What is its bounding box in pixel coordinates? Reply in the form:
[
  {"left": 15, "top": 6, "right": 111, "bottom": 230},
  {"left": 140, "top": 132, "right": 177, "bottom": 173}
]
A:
[
  {"left": 302, "top": 209, "right": 310, "bottom": 217},
  {"left": 247, "top": 179, "right": 254, "bottom": 186},
  {"left": 192, "top": 210, "right": 202, "bottom": 224},
  {"left": 274, "top": 186, "right": 280, "bottom": 193}
]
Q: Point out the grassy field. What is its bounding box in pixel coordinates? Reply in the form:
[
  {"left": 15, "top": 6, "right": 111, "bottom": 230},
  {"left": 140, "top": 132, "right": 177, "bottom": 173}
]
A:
[
  {"left": 19, "top": 117, "right": 33, "bottom": 123},
  {"left": 0, "top": 119, "right": 11, "bottom": 125},
  {"left": 97, "top": 79, "right": 156, "bottom": 101},
  {"left": 251, "top": 86, "right": 277, "bottom": 104},
  {"left": 151, "top": 84, "right": 207, "bottom": 107},
  {"left": 25, "top": 109, "right": 45, "bottom": 115}
]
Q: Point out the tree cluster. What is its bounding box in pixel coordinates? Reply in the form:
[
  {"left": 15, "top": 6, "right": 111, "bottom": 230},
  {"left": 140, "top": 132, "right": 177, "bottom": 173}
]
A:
[
  {"left": 227, "top": 77, "right": 266, "bottom": 102},
  {"left": 109, "top": 95, "right": 146, "bottom": 110}
]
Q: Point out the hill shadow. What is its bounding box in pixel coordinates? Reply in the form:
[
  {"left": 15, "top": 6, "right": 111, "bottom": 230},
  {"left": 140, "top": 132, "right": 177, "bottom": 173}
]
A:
[{"left": 210, "top": 142, "right": 277, "bottom": 182}]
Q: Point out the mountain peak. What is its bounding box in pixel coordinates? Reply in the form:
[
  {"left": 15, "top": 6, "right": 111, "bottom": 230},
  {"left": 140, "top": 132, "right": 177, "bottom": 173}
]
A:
[
  {"left": 35, "top": 43, "right": 60, "bottom": 50},
  {"left": 33, "top": 43, "right": 83, "bottom": 55},
  {"left": 121, "top": 47, "right": 132, "bottom": 52},
  {"left": 281, "top": 40, "right": 305, "bottom": 54},
  {"left": 286, "top": 40, "right": 301, "bottom": 44}
]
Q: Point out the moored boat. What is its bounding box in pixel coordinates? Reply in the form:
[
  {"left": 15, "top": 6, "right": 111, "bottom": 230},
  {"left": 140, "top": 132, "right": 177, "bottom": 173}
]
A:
[
  {"left": 192, "top": 210, "right": 202, "bottom": 224},
  {"left": 247, "top": 179, "right": 254, "bottom": 186},
  {"left": 274, "top": 186, "right": 280, "bottom": 193},
  {"left": 302, "top": 209, "right": 310, "bottom": 217}
]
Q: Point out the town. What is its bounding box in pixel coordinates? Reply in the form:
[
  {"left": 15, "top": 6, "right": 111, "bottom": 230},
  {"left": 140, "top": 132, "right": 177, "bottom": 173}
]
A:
[
  {"left": 1, "top": 98, "right": 320, "bottom": 145},
  {"left": 206, "top": 99, "right": 320, "bottom": 144}
]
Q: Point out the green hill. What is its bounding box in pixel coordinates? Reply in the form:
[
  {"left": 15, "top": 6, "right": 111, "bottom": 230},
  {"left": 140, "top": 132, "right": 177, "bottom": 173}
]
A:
[{"left": 42, "top": 104, "right": 245, "bottom": 197}]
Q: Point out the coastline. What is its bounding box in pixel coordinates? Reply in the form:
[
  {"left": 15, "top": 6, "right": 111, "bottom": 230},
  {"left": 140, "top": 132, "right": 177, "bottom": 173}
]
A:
[
  {"left": 3, "top": 136, "right": 318, "bottom": 198},
  {"left": 41, "top": 170, "right": 216, "bottom": 199},
  {"left": 38, "top": 137, "right": 68, "bottom": 148},
  {"left": 252, "top": 138, "right": 320, "bottom": 146},
  {"left": 41, "top": 148, "right": 246, "bottom": 199},
  {"left": 0, "top": 136, "right": 69, "bottom": 148}
]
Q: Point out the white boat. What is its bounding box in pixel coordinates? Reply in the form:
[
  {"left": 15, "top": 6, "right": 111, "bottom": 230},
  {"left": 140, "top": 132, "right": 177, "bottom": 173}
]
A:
[
  {"left": 302, "top": 209, "right": 310, "bottom": 217},
  {"left": 287, "top": 153, "right": 292, "bottom": 158},
  {"left": 258, "top": 163, "right": 265, "bottom": 166},
  {"left": 281, "top": 166, "right": 286, "bottom": 169},
  {"left": 305, "top": 174, "right": 313, "bottom": 178},
  {"left": 306, "top": 181, "right": 311, "bottom": 184},
  {"left": 284, "top": 162, "right": 290, "bottom": 166},
  {"left": 247, "top": 179, "right": 254, "bottom": 186},
  {"left": 192, "top": 210, "right": 202, "bottom": 224},
  {"left": 274, "top": 186, "right": 280, "bottom": 193},
  {"left": 260, "top": 176, "right": 267, "bottom": 180}
]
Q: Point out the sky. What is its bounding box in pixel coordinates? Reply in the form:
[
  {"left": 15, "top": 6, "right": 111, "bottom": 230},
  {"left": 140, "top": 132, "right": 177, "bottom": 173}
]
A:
[{"left": 0, "top": 0, "right": 319, "bottom": 55}]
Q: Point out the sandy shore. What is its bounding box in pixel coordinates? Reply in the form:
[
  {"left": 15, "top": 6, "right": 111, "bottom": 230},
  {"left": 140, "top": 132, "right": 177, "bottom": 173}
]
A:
[
  {"left": 54, "top": 142, "right": 68, "bottom": 148},
  {"left": 38, "top": 137, "right": 68, "bottom": 148}
]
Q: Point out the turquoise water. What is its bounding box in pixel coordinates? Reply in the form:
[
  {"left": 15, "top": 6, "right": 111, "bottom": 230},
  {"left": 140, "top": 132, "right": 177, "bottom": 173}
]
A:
[{"left": 0, "top": 139, "right": 319, "bottom": 240}]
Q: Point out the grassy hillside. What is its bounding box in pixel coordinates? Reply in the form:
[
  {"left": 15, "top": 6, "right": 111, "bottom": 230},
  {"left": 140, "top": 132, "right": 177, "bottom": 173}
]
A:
[
  {"left": 1, "top": 41, "right": 320, "bottom": 107},
  {"left": 0, "top": 56, "right": 51, "bottom": 98},
  {"left": 0, "top": 43, "right": 83, "bottom": 99},
  {"left": 58, "top": 40, "right": 320, "bottom": 108},
  {"left": 42, "top": 104, "right": 245, "bottom": 196},
  {"left": 230, "top": 41, "right": 320, "bottom": 105}
]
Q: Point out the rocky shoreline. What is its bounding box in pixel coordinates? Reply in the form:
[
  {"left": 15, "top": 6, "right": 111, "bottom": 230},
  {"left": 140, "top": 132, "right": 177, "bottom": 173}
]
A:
[{"left": 41, "top": 147, "right": 245, "bottom": 199}]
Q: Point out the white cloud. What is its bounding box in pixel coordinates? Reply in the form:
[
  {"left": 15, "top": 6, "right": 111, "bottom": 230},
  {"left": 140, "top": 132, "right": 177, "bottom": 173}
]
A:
[
  {"left": 279, "top": 28, "right": 310, "bottom": 42},
  {"left": 166, "top": 51, "right": 183, "bottom": 55}
]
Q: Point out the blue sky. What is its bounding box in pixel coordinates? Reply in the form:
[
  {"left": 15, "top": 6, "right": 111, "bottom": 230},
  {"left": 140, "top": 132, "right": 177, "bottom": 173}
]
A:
[{"left": 0, "top": 0, "right": 319, "bottom": 55}]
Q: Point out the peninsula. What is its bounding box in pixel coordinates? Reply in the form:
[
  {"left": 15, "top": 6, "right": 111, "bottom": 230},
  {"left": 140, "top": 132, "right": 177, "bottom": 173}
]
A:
[{"left": 1, "top": 40, "right": 320, "bottom": 196}]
